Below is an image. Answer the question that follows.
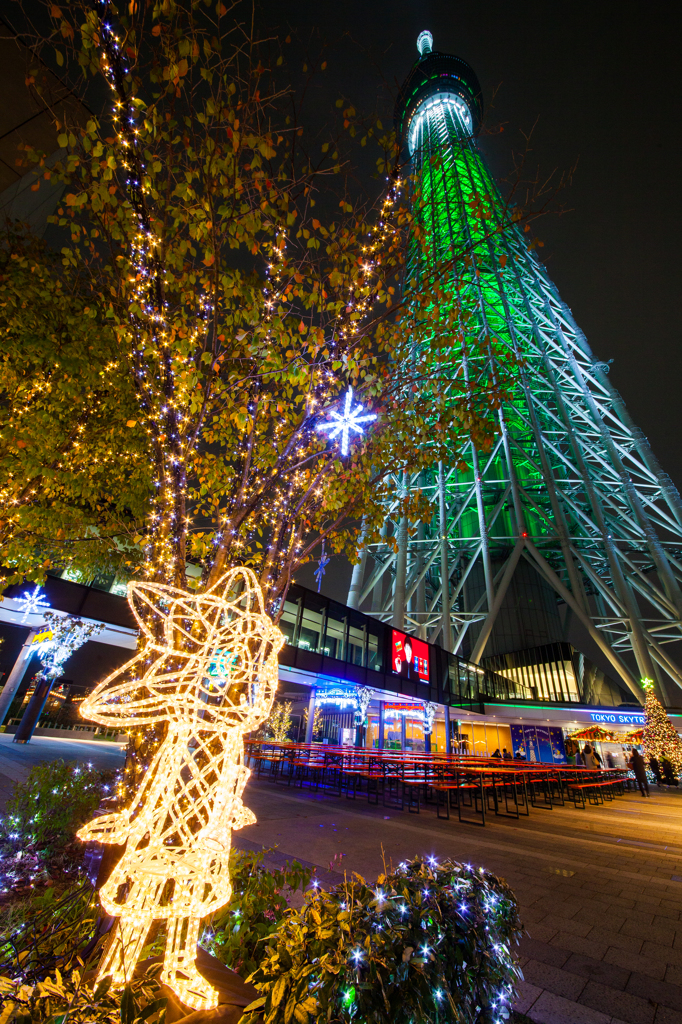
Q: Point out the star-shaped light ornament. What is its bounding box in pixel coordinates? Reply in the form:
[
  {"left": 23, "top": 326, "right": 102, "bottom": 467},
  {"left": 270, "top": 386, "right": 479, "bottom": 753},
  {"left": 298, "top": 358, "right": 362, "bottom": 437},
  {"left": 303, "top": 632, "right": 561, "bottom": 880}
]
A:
[
  {"left": 16, "top": 586, "right": 51, "bottom": 623},
  {"left": 316, "top": 388, "right": 376, "bottom": 456}
]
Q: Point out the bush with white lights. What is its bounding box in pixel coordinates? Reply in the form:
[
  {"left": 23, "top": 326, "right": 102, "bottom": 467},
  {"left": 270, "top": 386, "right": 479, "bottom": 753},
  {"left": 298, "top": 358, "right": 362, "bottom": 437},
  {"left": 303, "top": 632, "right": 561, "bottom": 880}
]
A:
[{"left": 243, "top": 856, "right": 523, "bottom": 1024}]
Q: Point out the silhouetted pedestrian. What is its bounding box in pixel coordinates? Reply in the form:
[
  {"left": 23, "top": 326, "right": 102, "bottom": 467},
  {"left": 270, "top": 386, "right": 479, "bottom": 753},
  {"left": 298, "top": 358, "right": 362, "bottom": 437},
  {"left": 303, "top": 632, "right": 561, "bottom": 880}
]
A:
[
  {"left": 661, "top": 757, "right": 679, "bottom": 787},
  {"left": 628, "top": 748, "right": 650, "bottom": 797},
  {"left": 649, "top": 756, "right": 662, "bottom": 785},
  {"left": 583, "top": 744, "right": 599, "bottom": 769}
]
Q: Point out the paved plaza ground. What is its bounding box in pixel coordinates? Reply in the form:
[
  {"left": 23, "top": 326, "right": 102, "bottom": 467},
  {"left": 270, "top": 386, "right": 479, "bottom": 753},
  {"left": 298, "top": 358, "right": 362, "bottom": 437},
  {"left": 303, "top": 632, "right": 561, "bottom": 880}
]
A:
[
  {"left": 0, "top": 732, "right": 126, "bottom": 809},
  {"left": 2, "top": 736, "right": 682, "bottom": 1023}
]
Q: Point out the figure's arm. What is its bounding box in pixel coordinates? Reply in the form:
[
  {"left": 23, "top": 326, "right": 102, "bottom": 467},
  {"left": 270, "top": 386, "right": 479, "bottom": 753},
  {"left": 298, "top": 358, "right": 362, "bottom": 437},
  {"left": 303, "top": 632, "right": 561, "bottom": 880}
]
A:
[{"left": 77, "top": 810, "right": 131, "bottom": 845}]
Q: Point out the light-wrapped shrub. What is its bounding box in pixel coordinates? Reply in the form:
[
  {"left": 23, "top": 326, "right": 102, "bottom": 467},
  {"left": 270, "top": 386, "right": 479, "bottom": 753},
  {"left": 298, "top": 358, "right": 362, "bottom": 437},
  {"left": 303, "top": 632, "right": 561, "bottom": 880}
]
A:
[
  {"left": 0, "top": 761, "right": 117, "bottom": 892},
  {"left": 206, "top": 849, "right": 312, "bottom": 977},
  {"left": 243, "top": 857, "right": 523, "bottom": 1024}
]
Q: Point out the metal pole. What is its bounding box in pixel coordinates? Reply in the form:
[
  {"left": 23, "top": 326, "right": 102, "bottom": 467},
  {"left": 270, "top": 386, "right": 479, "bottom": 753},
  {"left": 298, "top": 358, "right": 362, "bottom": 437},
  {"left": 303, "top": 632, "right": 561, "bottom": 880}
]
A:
[
  {"left": 438, "top": 461, "right": 454, "bottom": 652},
  {"left": 470, "top": 540, "right": 525, "bottom": 663},
  {"left": 392, "top": 474, "right": 409, "bottom": 629},
  {"left": 13, "top": 676, "right": 53, "bottom": 744},
  {"left": 0, "top": 630, "right": 37, "bottom": 727},
  {"left": 523, "top": 540, "right": 642, "bottom": 699},
  {"left": 304, "top": 688, "right": 316, "bottom": 744},
  {"left": 347, "top": 525, "right": 368, "bottom": 610}
]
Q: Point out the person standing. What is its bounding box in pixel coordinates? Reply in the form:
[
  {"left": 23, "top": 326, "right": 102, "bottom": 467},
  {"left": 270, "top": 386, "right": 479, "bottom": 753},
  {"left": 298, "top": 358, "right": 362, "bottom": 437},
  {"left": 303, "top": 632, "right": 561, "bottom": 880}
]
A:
[
  {"left": 649, "top": 755, "right": 662, "bottom": 785},
  {"left": 661, "top": 757, "right": 679, "bottom": 787},
  {"left": 583, "top": 744, "right": 598, "bottom": 769},
  {"left": 628, "top": 747, "right": 650, "bottom": 797}
]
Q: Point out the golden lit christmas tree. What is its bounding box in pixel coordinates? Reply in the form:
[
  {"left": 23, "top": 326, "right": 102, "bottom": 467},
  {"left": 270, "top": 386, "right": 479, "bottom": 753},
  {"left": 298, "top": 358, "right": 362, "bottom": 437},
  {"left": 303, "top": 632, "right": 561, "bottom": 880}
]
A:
[{"left": 642, "top": 680, "right": 682, "bottom": 774}]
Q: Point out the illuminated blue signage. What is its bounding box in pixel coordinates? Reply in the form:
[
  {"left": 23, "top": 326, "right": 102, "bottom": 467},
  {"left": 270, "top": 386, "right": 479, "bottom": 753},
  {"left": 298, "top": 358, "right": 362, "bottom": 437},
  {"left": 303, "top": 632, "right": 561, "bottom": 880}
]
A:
[{"left": 590, "top": 711, "right": 644, "bottom": 725}]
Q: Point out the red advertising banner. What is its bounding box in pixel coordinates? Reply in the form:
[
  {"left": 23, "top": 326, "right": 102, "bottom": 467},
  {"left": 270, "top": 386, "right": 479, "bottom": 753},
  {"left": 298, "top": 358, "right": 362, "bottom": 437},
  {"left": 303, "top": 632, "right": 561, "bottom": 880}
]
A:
[{"left": 391, "top": 629, "right": 429, "bottom": 682}]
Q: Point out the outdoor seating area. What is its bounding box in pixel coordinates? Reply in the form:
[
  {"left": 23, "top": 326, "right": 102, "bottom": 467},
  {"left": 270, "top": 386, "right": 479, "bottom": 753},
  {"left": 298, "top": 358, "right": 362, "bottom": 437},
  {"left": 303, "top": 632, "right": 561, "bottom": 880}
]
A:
[{"left": 245, "top": 740, "right": 631, "bottom": 827}]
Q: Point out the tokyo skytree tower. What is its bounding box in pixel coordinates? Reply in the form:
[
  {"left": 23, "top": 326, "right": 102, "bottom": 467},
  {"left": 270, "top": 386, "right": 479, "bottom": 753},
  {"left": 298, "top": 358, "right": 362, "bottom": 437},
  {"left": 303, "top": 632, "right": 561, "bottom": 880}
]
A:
[{"left": 347, "top": 32, "right": 682, "bottom": 704}]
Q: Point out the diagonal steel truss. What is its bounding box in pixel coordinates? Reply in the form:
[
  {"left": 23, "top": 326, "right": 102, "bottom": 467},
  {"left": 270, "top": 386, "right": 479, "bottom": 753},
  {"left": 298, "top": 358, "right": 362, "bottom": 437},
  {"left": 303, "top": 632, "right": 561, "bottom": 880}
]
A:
[{"left": 348, "top": 77, "right": 682, "bottom": 705}]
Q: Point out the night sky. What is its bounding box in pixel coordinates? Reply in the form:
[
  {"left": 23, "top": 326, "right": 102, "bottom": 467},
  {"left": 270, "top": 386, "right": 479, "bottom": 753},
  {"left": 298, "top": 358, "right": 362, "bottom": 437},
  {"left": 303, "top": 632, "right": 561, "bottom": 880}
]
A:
[{"left": 255, "top": 0, "right": 682, "bottom": 594}]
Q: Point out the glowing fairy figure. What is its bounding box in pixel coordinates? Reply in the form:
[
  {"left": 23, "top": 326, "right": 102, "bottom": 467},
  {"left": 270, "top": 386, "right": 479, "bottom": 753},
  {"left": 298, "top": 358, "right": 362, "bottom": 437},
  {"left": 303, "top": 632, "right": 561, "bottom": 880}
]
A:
[{"left": 77, "top": 568, "right": 283, "bottom": 1010}]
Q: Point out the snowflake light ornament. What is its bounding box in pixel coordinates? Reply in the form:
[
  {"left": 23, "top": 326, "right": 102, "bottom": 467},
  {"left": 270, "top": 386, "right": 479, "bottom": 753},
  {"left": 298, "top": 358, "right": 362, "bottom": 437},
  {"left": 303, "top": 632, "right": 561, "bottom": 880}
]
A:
[
  {"left": 16, "top": 586, "right": 50, "bottom": 623},
  {"left": 316, "top": 387, "right": 376, "bottom": 456}
]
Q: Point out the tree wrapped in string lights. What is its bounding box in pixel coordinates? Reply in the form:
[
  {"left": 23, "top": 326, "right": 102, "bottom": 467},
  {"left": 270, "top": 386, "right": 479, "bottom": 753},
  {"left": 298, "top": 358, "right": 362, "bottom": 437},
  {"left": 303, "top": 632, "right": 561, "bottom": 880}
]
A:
[
  {"left": 642, "top": 679, "right": 682, "bottom": 774},
  {"left": 1, "top": 0, "right": 523, "bottom": 806},
  {"left": 12, "top": 611, "right": 104, "bottom": 744},
  {"left": 0, "top": 227, "right": 149, "bottom": 591},
  {"left": 266, "top": 699, "right": 294, "bottom": 742},
  {"left": 9, "top": 0, "right": 522, "bottom": 631}
]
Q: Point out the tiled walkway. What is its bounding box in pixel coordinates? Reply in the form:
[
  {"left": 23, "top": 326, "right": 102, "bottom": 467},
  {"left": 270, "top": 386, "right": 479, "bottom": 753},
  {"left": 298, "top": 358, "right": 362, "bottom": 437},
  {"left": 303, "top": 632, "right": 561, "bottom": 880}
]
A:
[
  {"left": 239, "top": 777, "right": 682, "bottom": 1024},
  {"left": 0, "top": 733, "right": 125, "bottom": 809}
]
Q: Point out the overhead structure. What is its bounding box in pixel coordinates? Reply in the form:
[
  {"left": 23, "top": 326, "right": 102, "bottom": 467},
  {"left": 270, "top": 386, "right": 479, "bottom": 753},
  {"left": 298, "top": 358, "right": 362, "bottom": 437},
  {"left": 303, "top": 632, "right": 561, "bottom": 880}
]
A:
[{"left": 348, "top": 34, "right": 682, "bottom": 705}]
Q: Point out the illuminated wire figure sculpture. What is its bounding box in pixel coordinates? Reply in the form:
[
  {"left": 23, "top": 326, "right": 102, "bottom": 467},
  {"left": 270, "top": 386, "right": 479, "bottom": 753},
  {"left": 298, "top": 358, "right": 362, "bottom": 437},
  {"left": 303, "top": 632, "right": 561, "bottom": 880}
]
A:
[{"left": 77, "top": 568, "right": 284, "bottom": 1010}]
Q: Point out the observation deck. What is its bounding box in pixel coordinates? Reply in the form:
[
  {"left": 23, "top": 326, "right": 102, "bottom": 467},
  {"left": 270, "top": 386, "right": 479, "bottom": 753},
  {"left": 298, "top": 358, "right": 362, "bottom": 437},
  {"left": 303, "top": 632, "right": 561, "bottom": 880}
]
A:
[{"left": 394, "top": 31, "right": 483, "bottom": 153}]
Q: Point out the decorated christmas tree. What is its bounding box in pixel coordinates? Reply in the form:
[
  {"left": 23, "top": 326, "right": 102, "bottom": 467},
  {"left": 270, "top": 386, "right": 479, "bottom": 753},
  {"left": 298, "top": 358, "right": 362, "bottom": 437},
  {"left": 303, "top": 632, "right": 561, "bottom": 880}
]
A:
[{"left": 642, "top": 680, "right": 682, "bottom": 773}]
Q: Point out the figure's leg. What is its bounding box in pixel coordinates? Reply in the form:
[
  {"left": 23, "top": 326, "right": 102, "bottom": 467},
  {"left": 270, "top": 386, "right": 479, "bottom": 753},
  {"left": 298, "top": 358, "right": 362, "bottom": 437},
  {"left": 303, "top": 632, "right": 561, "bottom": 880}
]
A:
[
  {"left": 162, "top": 915, "right": 218, "bottom": 1010},
  {"left": 96, "top": 916, "right": 150, "bottom": 988}
]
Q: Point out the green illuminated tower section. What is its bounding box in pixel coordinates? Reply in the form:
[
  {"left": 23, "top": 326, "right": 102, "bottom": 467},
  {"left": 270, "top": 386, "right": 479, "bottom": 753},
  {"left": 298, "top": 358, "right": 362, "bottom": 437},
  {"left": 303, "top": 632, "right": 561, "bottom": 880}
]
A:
[{"left": 348, "top": 31, "right": 682, "bottom": 705}]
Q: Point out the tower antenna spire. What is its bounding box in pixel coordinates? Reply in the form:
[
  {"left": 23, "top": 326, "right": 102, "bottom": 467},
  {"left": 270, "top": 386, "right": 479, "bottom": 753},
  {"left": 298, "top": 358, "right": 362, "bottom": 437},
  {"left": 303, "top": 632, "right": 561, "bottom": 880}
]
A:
[{"left": 416, "top": 30, "right": 432, "bottom": 56}]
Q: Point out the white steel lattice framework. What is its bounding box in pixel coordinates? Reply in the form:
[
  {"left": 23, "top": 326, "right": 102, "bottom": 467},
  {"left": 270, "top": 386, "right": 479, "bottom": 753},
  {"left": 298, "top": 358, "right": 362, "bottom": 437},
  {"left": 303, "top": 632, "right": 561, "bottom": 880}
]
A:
[{"left": 348, "top": 33, "right": 682, "bottom": 704}]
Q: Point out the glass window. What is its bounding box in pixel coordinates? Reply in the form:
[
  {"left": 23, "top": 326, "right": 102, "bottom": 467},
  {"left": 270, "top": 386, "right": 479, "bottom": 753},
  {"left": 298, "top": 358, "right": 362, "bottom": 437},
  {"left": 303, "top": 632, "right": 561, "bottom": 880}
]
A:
[
  {"left": 347, "top": 611, "right": 366, "bottom": 667},
  {"left": 298, "top": 593, "right": 326, "bottom": 653},
  {"left": 324, "top": 602, "right": 347, "bottom": 661},
  {"left": 404, "top": 716, "right": 425, "bottom": 752},
  {"left": 446, "top": 655, "right": 461, "bottom": 699},
  {"left": 366, "top": 620, "right": 383, "bottom": 672},
  {"left": 279, "top": 596, "right": 301, "bottom": 646},
  {"left": 384, "top": 714, "right": 402, "bottom": 750}
]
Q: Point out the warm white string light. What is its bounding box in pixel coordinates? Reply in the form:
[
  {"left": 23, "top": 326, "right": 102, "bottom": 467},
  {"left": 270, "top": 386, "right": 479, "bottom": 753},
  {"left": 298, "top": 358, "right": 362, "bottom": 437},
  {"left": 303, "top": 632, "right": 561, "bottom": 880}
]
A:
[{"left": 78, "top": 567, "right": 284, "bottom": 1010}]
